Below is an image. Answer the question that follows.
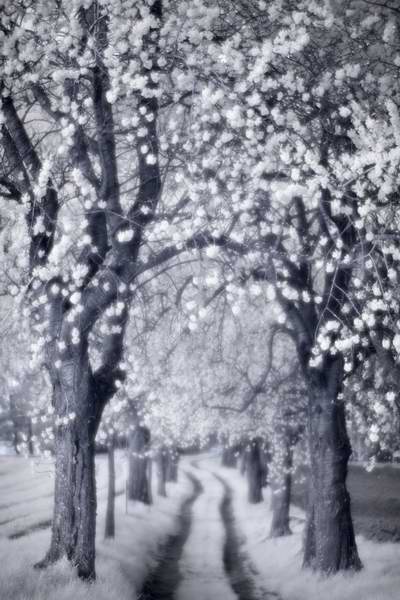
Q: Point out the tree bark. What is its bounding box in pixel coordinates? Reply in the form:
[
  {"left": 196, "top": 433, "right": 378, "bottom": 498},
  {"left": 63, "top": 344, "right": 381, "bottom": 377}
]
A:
[
  {"left": 34, "top": 346, "right": 103, "bottom": 581},
  {"left": 104, "top": 438, "right": 115, "bottom": 539},
  {"left": 303, "top": 361, "right": 362, "bottom": 573},
  {"left": 35, "top": 405, "right": 97, "bottom": 579},
  {"left": 270, "top": 436, "right": 293, "bottom": 537},
  {"left": 156, "top": 447, "right": 168, "bottom": 497},
  {"left": 246, "top": 438, "right": 264, "bottom": 504},
  {"left": 128, "top": 425, "right": 152, "bottom": 504}
]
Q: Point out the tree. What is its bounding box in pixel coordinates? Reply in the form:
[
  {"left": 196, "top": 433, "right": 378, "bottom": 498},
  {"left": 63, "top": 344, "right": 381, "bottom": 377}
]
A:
[
  {"left": 173, "top": 0, "right": 400, "bottom": 573},
  {"left": 96, "top": 394, "right": 128, "bottom": 539},
  {"left": 269, "top": 381, "right": 305, "bottom": 538},
  {"left": 128, "top": 419, "right": 153, "bottom": 505},
  {"left": 3, "top": 0, "right": 400, "bottom": 581},
  {"left": 0, "top": 0, "right": 241, "bottom": 578}
]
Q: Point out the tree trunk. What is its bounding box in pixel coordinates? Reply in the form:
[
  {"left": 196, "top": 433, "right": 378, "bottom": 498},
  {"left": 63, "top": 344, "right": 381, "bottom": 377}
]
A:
[
  {"left": 246, "top": 438, "right": 264, "bottom": 504},
  {"left": 166, "top": 447, "right": 179, "bottom": 482},
  {"left": 128, "top": 425, "right": 152, "bottom": 504},
  {"left": 303, "top": 361, "right": 362, "bottom": 574},
  {"left": 156, "top": 447, "right": 168, "bottom": 497},
  {"left": 10, "top": 399, "right": 20, "bottom": 455},
  {"left": 35, "top": 410, "right": 97, "bottom": 579},
  {"left": 34, "top": 351, "right": 101, "bottom": 581},
  {"left": 270, "top": 436, "right": 292, "bottom": 537},
  {"left": 222, "top": 446, "right": 237, "bottom": 467},
  {"left": 239, "top": 447, "right": 247, "bottom": 475},
  {"left": 12, "top": 422, "right": 20, "bottom": 454},
  {"left": 147, "top": 456, "right": 153, "bottom": 505},
  {"left": 261, "top": 444, "right": 269, "bottom": 487},
  {"left": 27, "top": 417, "right": 34, "bottom": 456},
  {"left": 104, "top": 438, "right": 115, "bottom": 539}
]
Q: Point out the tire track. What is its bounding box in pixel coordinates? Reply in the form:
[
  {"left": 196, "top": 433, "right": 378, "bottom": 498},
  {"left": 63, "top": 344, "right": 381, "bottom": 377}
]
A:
[
  {"left": 139, "top": 471, "right": 203, "bottom": 600},
  {"left": 6, "top": 488, "right": 125, "bottom": 540},
  {"left": 215, "top": 473, "right": 281, "bottom": 600},
  {"left": 8, "top": 518, "right": 52, "bottom": 539}
]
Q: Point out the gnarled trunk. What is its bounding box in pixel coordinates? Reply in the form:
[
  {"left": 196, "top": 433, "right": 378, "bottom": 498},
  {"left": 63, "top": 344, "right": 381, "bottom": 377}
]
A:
[
  {"left": 35, "top": 351, "right": 102, "bottom": 581},
  {"left": 303, "top": 361, "right": 362, "bottom": 573},
  {"left": 128, "top": 425, "right": 152, "bottom": 504},
  {"left": 35, "top": 406, "right": 97, "bottom": 579},
  {"left": 105, "top": 438, "right": 115, "bottom": 539},
  {"left": 246, "top": 438, "right": 264, "bottom": 504},
  {"left": 270, "top": 435, "right": 292, "bottom": 537}
]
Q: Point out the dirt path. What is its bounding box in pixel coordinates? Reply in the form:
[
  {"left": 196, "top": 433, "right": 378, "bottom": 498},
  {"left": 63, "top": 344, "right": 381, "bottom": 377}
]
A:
[
  {"left": 215, "top": 473, "right": 281, "bottom": 600},
  {"left": 139, "top": 471, "right": 203, "bottom": 600},
  {"left": 139, "top": 460, "right": 282, "bottom": 600}
]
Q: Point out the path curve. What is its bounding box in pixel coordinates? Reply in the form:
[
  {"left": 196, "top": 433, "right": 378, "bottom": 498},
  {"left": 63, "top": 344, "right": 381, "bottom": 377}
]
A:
[
  {"left": 139, "top": 471, "right": 203, "bottom": 599},
  {"left": 215, "top": 472, "right": 282, "bottom": 600}
]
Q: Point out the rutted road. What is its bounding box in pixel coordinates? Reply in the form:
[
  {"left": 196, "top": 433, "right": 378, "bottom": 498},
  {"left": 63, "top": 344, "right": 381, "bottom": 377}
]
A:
[
  {"left": 140, "top": 460, "right": 281, "bottom": 600},
  {"left": 139, "top": 472, "right": 203, "bottom": 600},
  {"left": 215, "top": 473, "right": 281, "bottom": 600}
]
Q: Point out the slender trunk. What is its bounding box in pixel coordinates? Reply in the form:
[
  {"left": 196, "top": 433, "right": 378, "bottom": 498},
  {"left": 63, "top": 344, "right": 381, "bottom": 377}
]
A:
[
  {"left": 303, "top": 494, "right": 316, "bottom": 567},
  {"left": 239, "top": 447, "right": 247, "bottom": 476},
  {"left": 147, "top": 455, "right": 153, "bottom": 504},
  {"left": 303, "top": 361, "right": 362, "bottom": 573},
  {"left": 261, "top": 444, "right": 269, "bottom": 487},
  {"left": 12, "top": 421, "right": 20, "bottom": 455},
  {"left": 246, "top": 438, "right": 263, "bottom": 504},
  {"left": 156, "top": 447, "right": 168, "bottom": 497},
  {"left": 128, "top": 425, "right": 152, "bottom": 504},
  {"left": 10, "top": 399, "right": 20, "bottom": 455},
  {"left": 166, "top": 448, "right": 179, "bottom": 482},
  {"left": 104, "top": 438, "right": 115, "bottom": 539},
  {"left": 222, "top": 446, "right": 237, "bottom": 468},
  {"left": 270, "top": 435, "right": 292, "bottom": 537},
  {"left": 27, "top": 418, "right": 34, "bottom": 456}
]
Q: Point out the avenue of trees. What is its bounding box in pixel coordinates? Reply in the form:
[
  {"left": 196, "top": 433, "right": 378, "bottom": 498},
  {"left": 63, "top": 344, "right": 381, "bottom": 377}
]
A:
[{"left": 2, "top": 0, "right": 400, "bottom": 584}]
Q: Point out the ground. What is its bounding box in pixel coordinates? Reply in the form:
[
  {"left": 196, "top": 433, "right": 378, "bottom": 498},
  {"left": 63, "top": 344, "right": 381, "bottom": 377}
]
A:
[
  {"left": 0, "top": 452, "right": 192, "bottom": 600},
  {"left": 1, "top": 452, "right": 400, "bottom": 599}
]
